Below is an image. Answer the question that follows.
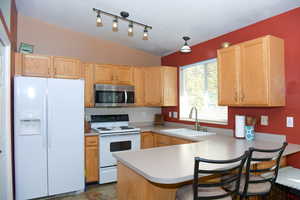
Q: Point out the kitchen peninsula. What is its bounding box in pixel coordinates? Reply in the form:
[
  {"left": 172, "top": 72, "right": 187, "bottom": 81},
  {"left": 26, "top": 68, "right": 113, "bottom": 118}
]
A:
[{"left": 113, "top": 130, "right": 300, "bottom": 200}]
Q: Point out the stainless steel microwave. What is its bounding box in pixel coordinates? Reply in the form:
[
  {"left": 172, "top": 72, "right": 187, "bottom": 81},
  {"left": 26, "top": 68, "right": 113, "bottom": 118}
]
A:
[{"left": 94, "top": 84, "right": 135, "bottom": 107}]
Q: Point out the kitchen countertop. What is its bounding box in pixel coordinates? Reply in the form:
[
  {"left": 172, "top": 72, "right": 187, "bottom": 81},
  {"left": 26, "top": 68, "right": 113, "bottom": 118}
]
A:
[{"left": 113, "top": 131, "right": 300, "bottom": 184}]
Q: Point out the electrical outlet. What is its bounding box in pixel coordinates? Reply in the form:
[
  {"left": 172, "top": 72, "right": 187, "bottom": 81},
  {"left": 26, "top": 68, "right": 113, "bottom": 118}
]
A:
[
  {"left": 261, "top": 115, "right": 268, "bottom": 126},
  {"left": 287, "top": 117, "right": 294, "bottom": 128},
  {"left": 169, "top": 112, "right": 172, "bottom": 118},
  {"left": 173, "top": 112, "right": 178, "bottom": 118}
]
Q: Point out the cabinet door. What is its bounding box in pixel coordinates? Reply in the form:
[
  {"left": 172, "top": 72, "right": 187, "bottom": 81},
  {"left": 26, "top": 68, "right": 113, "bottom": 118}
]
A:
[
  {"left": 115, "top": 66, "right": 133, "bottom": 85},
  {"left": 94, "top": 64, "right": 114, "bottom": 84},
  {"left": 22, "top": 54, "right": 52, "bottom": 77},
  {"left": 145, "top": 67, "right": 162, "bottom": 106},
  {"left": 53, "top": 57, "right": 82, "bottom": 79},
  {"left": 162, "top": 67, "right": 178, "bottom": 106},
  {"left": 217, "top": 46, "right": 240, "bottom": 106},
  {"left": 141, "top": 132, "right": 154, "bottom": 149},
  {"left": 171, "top": 137, "right": 191, "bottom": 145},
  {"left": 240, "top": 38, "right": 268, "bottom": 105},
  {"left": 155, "top": 134, "right": 171, "bottom": 147},
  {"left": 133, "top": 67, "right": 145, "bottom": 106},
  {"left": 84, "top": 63, "right": 94, "bottom": 107},
  {"left": 85, "top": 136, "right": 99, "bottom": 183}
]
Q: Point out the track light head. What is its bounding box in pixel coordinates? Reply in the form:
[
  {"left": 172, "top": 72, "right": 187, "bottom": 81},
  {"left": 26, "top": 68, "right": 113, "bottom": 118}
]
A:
[
  {"left": 143, "top": 27, "right": 149, "bottom": 40},
  {"left": 180, "top": 36, "right": 192, "bottom": 53},
  {"left": 112, "top": 17, "right": 118, "bottom": 32},
  {"left": 96, "top": 11, "right": 103, "bottom": 27},
  {"left": 128, "top": 22, "right": 134, "bottom": 37}
]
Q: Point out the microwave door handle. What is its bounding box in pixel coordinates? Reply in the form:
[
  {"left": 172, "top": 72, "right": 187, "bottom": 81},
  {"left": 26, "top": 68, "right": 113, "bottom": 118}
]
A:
[{"left": 124, "top": 90, "right": 128, "bottom": 104}]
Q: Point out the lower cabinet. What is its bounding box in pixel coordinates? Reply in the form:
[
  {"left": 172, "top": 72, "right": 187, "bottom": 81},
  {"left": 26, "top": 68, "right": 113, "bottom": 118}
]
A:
[
  {"left": 85, "top": 135, "right": 99, "bottom": 183},
  {"left": 141, "top": 132, "right": 193, "bottom": 149}
]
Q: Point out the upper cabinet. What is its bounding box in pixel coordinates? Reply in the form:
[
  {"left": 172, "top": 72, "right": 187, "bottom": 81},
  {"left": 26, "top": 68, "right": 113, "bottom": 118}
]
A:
[
  {"left": 144, "top": 66, "right": 178, "bottom": 107},
  {"left": 133, "top": 67, "right": 145, "bottom": 106},
  {"left": 18, "top": 53, "right": 53, "bottom": 77},
  {"left": 84, "top": 63, "right": 95, "bottom": 108},
  {"left": 15, "top": 53, "right": 83, "bottom": 79},
  {"left": 53, "top": 57, "right": 82, "bottom": 79},
  {"left": 94, "top": 64, "right": 133, "bottom": 85},
  {"left": 218, "top": 35, "right": 285, "bottom": 107}
]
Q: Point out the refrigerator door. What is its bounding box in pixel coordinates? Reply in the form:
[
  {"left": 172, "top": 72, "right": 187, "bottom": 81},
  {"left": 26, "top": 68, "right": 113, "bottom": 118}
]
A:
[
  {"left": 14, "top": 77, "right": 48, "bottom": 200},
  {"left": 47, "top": 78, "right": 84, "bottom": 195}
]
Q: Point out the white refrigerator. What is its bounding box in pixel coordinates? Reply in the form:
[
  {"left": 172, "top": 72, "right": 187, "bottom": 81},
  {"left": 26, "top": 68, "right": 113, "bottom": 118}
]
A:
[{"left": 14, "top": 77, "right": 85, "bottom": 200}]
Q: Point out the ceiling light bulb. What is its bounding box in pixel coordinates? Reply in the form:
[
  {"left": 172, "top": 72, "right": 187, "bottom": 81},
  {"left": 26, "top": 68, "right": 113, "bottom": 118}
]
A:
[
  {"left": 128, "top": 22, "right": 133, "bottom": 37},
  {"left": 112, "top": 17, "right": 118, "bottom": 32},
  {"left": 96, "top": 12, "right": 103, "bottom": 27},
  {"left": 180, "top": 36, "right": 192, "bottom": 53},
  {"left": 143, "top": 27, "right": 149, "bottom": 40}
]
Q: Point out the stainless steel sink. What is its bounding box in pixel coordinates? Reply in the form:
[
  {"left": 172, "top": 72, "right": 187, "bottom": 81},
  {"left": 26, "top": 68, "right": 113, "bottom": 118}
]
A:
[{"left": 160, "top": 128, "right": 216, "bottom": 138}]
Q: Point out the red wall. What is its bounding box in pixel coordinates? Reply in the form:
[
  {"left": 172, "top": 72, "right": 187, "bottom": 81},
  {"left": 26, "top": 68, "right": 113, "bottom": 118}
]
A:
[{"left": 161, "top": 7, "right": 300, "bottom": 167}]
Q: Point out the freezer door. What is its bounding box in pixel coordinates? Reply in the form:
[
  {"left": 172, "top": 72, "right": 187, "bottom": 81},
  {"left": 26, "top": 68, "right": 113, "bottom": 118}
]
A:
[
  {"left": 14, "top": 77, "right": 48, "bottom": 200},
  {"left": 47, "top": 78, "right": 84, "bottom": 195}
]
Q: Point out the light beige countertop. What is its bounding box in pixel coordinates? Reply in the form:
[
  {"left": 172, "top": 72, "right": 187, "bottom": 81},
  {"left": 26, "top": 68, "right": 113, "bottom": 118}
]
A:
[{"left": 113, "top": 133, "right": 300, "bottom": 184}]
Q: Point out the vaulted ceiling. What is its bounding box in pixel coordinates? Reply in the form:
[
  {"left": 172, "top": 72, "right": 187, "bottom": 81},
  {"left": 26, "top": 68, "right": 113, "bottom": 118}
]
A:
[{"left": 16, "top": 0, "right": 300, "bottom": 56}]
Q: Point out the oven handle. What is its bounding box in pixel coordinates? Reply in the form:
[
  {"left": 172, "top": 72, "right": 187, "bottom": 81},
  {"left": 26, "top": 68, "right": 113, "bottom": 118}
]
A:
[
  {"left": 124, "top": 90, "right": 128, "bottom": 104},
  {"left": 100, "top": 132, "right": 140, "bottom": 137}
]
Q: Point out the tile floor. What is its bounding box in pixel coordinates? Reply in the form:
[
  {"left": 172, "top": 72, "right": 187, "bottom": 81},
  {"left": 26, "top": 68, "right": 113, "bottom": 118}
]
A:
[{"left": 40, "top": 183, "right": 117, "bottom": 200}]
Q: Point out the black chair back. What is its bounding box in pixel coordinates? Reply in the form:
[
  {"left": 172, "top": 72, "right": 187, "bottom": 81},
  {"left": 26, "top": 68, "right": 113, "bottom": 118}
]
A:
[
  {"left": 241, "top": 142, "right": 288, "bottom": 197},
  {"left": 193, "top": 151, "right": 249, "bottom": 200}
]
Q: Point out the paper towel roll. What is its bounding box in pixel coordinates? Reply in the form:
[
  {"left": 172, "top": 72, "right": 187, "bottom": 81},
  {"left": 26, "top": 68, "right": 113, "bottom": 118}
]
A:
[{"left": 235, "top": 115, "right": 245, "bottom": 138}]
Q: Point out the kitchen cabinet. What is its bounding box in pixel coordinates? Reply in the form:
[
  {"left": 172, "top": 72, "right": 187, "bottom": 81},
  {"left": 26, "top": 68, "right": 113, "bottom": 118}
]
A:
[
  {"left": 141, "top": 132, "right": 155, "bottom": 149},
  {"left": 94, "top": 64, "right": 133, "bottom": 85},
  {"left": 14, "top": 53, "right": 84, "bottom": 80},
  {"left": 144, "top": 66, "right": 178, "bottom": 106},
  {"left": 133, "top": 67, "right": 145, "bottom": 106},
  {"left": 141, "top": 132, "right": 192, "bottom": 149},
  {"left": 218, "top": 35, "right": 285, "bottom": 107},
  {"left": 84, "top": 63, "right": 95, "bottom": 107},
  {"left": 53, "top": 57, "right": 82, "bottom": 79},
  {"left": 18, "top": 53, "right": 53, "bottom": 77},
  {"left": 85, "top": 135, "right": 99, "bottom": 183}
]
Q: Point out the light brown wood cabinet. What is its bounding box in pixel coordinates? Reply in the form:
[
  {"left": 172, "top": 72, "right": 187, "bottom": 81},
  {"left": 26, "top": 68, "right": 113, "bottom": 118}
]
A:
[
  {"left": 15, "top": 53, "right": 83, "bottom": 79},
  {"left": 17, "top": 53, "right": 53, "bottom": 77},
  {"left": 141, "top": 132, "right": 192, "bottom": 149},
  {"left": 141, "top": 132, "right": 155, "bottom": 149},
  {"left": 53, "top": 57, "right": 82, "bottom": 79},
  {"left": 85, "top": 135, "right": 99, "bottom": 183},
  {"left": 144, "top": 66, "right": 178, "bottom": 107},
  {"left": 133, "top": 67, "right": 145, "bottom": 106},
  {"left": 94, "top": 64, "right": 133, "bottom": 85},
  {"left": 218, "top": 35, "right": 285, "bottom": 107},
  {"left": 84, "top": 63, "right": 95, "bottom": 107}
]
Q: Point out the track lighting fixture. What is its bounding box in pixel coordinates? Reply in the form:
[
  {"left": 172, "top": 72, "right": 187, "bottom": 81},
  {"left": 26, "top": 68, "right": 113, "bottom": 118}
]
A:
[
  {"left": 128, "top": 22, "right": 133, "bottom": 37},
  {"left": 96, "top": 11, "right": 103, "bottom": 27},
  {"left": 143, "top": 27, "right": 149, "bottom": 40},
  {"left": 93, "top": 8, "right": 152, "bottom": 40},
  {"left": 180, "top": 36, "right": 192, "bottom": 53},
  {"left": 112, "top": 17, "right": 118, "bottom": 32}
]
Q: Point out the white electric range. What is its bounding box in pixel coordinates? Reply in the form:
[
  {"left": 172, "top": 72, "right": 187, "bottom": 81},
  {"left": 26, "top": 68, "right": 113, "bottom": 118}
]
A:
[{"left": 90, "top": 114, "right": 141, "bottom": 184}]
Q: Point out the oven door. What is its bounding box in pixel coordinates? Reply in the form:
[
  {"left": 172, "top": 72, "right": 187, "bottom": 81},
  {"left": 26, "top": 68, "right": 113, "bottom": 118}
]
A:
[
  {"left": 99, "top": 132, "right": 140, "bottom": 167},
  {"left": 94, "top": 84, "right": 135, "bottom": 107}
]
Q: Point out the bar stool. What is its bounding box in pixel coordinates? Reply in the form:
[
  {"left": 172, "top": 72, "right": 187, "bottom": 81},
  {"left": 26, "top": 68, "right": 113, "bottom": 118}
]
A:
[
  {"left": 176, "top": 151, "right": 249, "bottom": 200},
  {"left": 239, "top": 142, "right": 288, "bottom": 200}
]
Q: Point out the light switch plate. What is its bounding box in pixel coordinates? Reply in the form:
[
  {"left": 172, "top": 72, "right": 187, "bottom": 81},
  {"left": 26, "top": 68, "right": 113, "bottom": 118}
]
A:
[
  {"left": 173, "top": 112, "right": 178, "bottom": 118},
  {"left": 287, "top": 117, "right": 294, "bottom": 128},
  {"left": 261, "top": 115, "right": 268, "bottom": 126},
  {"left": 169, "top": 112, "right": 172, "bottom": 118}
]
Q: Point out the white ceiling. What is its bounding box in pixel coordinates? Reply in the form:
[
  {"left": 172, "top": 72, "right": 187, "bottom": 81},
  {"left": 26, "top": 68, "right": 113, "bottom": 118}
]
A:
[{"left": 16, "top": 0, "right": 300, "bottom": 56}]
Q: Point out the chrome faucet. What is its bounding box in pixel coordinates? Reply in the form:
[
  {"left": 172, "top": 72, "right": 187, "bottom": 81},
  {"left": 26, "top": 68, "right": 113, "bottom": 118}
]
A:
[{"left": 189, "top": 107, "right": 207, "bottom": 132}]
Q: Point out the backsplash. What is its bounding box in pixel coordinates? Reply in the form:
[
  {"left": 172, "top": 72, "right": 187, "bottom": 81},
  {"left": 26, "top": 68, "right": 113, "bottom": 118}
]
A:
[{"left": 85, "top": 107, "right": 162, "bottom": 123}]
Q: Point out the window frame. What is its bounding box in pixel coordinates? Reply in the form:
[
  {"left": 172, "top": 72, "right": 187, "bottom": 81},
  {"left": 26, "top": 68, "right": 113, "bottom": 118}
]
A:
[{"left": 179, "top": 58, "right": 228, "bottom": 125}]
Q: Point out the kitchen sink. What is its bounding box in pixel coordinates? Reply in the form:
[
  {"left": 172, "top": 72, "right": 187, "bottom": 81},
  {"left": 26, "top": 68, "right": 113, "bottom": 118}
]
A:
[{"left": 160, "top": 128, "right": 216, "bottom": 138}]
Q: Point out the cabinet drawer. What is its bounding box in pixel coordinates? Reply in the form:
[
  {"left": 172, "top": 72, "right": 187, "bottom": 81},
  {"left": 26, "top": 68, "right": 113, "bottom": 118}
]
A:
[
  {"left": 85, "top": 136, "right": 99, "bottom": 147},
  {"left": 171, "top": 137, "right": 191, "bottom": 145},
  {"left": 155, "top": 134, "right": 171, "bottom": 147}
]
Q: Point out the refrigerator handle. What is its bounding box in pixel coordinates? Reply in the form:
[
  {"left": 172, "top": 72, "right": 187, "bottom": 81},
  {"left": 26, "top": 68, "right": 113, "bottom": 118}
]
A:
[{"left": 42, "top": 95, "right": 47, "bottom": 148}]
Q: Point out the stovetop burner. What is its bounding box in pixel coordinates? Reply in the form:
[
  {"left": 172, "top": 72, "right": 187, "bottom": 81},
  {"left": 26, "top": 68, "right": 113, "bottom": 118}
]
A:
[{"left": 96, "top": 126, "right": 135, "bottom": 131}]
